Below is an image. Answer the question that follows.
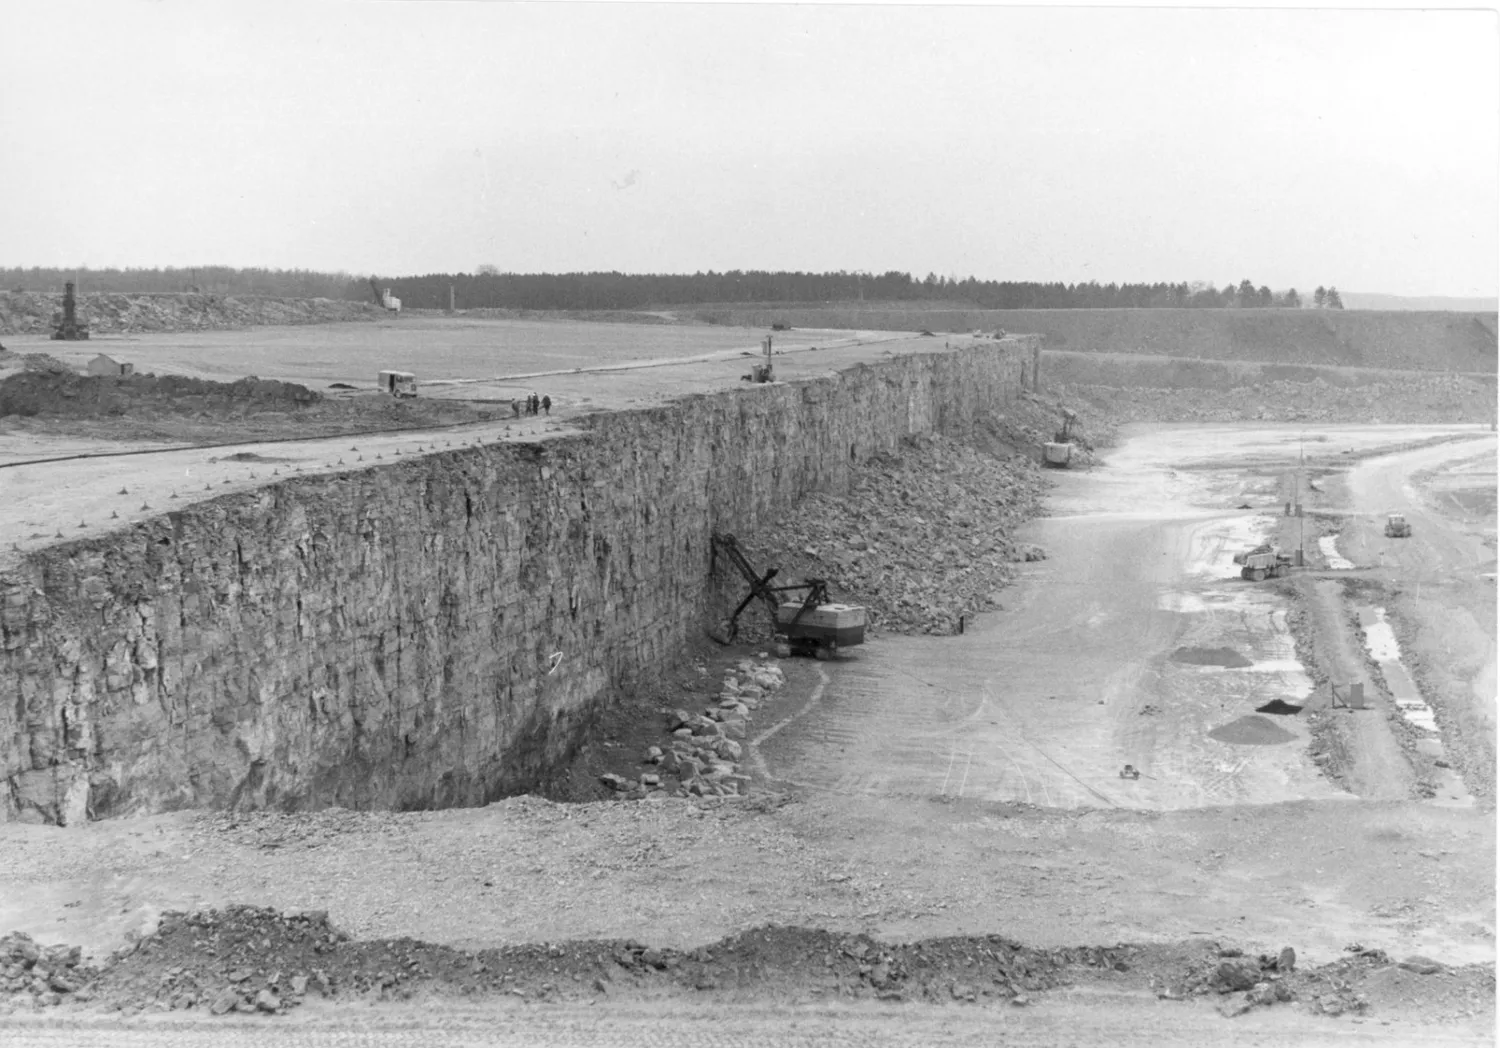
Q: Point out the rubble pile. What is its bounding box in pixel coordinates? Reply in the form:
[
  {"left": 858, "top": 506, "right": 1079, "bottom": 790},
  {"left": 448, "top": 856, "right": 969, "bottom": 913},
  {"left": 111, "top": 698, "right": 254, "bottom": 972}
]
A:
[
  {"left": 969, "top": 392, "right": 1113, "bottom": 467},
  {"left": 751, "top": 432, "right": 1047, "bottom": 636},
  {"left": 602, "top": 657, "right": 784, "bottom": 800},
  {"left": 1059, "top": 373, "right": 1494, "bottom": 425},
  {"left": 0, "top": 292, "right": 378, "bottom": 336},
  {"left": 0, "top": 371, "right": 322, "bottom": 419},
  {"left": 0, "top": 347, "right": 73, "bottom": 374},
  {"left": 2, "top": 912, "right": 1487, "bottom": 1018},
  {"left": 1150, "top": 942, "right": 1476, "bottom": 1020},
  {"left": 0, "top": 930, "right": 96, "bottom": 1009}
]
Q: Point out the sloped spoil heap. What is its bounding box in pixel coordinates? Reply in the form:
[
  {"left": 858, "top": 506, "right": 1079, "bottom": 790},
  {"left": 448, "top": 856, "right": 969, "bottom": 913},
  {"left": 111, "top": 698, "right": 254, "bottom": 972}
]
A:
[{"left": 742, "top": 431, "right": 1046, "bottom": 637}]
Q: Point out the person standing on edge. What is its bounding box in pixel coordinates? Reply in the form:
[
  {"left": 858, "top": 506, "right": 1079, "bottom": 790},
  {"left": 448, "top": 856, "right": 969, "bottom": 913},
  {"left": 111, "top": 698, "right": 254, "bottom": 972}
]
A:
[
  {"left": 511, "top": 398, "right": 520, "bottom": 418},
  {"left": 542, "top": 394, "right": 551, "bottom": 416}
]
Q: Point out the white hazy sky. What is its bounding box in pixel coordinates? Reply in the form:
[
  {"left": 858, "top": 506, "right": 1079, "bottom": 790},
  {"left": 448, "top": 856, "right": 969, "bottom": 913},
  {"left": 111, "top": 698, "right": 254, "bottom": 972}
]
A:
[{"left": 2, "top": 2, "right": 1496, "bottom": 296}]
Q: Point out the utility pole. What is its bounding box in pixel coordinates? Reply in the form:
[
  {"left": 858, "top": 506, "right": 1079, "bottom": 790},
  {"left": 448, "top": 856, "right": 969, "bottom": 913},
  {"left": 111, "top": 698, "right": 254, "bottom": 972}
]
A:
[{"left": 1297, "top": 432, "right": 1305, "bottom": 561}]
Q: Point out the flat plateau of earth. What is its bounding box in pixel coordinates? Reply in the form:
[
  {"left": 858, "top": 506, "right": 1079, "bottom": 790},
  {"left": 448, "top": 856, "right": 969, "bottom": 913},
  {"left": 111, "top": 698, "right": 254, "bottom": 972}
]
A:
[
  {"left": 0, "top": 323, "right": 980, "bottom": 569},
  {"left": 1, "top": 315, "right": 909, "bottom": 390}
]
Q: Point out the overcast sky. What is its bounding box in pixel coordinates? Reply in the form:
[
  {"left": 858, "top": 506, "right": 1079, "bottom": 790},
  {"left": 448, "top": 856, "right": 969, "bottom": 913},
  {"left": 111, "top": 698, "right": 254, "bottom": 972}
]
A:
[{"left": 2, "top": 2, "right": 1495, "bottom": 297}]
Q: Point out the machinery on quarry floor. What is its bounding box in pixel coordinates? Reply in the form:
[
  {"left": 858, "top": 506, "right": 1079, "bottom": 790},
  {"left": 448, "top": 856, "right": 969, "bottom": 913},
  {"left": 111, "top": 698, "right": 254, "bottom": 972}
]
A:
[
  {"left": 369, "top": 278, "right": 402, "bottom": 314},
  {"left": 1385, "top": 513, "right": 1412, "bottom": 538},
  {"left": 710, "top": 531, "right": 866, "bottom": 658},
  {"left": 49, "top": 282, "right": 90, "bottom": 341},
  {"left": 1043, "top": 408, "right": 1077, "bottom": 468},
  {"left": 1233, "top": 543, "right": 1296, "bottom": 581}
]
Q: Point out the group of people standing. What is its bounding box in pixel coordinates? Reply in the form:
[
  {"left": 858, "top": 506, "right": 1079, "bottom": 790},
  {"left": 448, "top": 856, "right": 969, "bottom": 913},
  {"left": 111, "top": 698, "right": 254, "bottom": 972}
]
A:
[{"left": 513, "top": 392, "right": 551, "bottom": 417}]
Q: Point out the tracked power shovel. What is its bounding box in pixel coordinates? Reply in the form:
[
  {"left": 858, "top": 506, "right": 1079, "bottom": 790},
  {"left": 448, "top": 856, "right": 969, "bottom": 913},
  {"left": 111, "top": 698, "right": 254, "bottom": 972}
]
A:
[{"left": 709, "top": 532, "right": 866, "bottom": 659}]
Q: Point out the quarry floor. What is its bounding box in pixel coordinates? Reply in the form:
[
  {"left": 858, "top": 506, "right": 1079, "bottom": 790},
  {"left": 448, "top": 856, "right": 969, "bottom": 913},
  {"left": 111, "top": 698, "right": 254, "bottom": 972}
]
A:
[{"left": 1, "top": 421, "right": 1494, "bottom": 1044}]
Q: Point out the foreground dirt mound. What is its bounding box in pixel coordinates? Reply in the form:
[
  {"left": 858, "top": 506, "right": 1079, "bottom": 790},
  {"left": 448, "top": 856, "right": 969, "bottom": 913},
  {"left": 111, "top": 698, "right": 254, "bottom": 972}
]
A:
[
  {"left": 8, "top": 905, "right": 1489, "bottom": 1022},
  {"left": 741, "top": 431, "right": 1046, "bottom": 636},
  {"left": 0, "top": 371, "right": 507, "bottom": 442},
  {"left": 0, "top": 347, "right": 73, "bottom": 374},
  {"left": 0, "top": 371, "right": 321, "bottom": 418},
  {"left": 0, "top": 292, "right": 378, "bottom": 336}
]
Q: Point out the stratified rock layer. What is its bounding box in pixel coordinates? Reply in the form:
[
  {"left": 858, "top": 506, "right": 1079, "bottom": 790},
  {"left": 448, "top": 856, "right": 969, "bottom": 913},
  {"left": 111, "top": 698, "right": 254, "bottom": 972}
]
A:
[{"left": 1, "top": 340, "right": 1030, "bottom": 823}]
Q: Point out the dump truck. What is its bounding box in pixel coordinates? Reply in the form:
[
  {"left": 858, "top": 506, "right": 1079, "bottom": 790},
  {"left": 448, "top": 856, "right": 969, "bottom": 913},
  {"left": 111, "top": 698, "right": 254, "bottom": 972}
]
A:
[
  {"left": 710, "top": 532, "right": 865, "bottom": 658},
  {"left": 1384, "top": 513, "right": 1412, "bottom": 538},
  {"left": 1233, "top": 544, "right": 1296, "bottom": 581},
  {"left": 377, "top": 370, "right": 417, "bottom": 397}
]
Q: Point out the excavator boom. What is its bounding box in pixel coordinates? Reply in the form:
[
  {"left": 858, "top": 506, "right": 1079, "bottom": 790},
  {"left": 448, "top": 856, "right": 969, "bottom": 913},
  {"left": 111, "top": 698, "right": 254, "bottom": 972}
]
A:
[{"left": 710, "top": 532, "right": 865, "bottom": 654}]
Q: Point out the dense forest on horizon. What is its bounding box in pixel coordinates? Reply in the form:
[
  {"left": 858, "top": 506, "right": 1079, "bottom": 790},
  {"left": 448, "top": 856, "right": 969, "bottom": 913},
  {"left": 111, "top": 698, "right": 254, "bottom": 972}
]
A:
[{"left": 1, "top": 266, "right": 1348, "bottom": 311}]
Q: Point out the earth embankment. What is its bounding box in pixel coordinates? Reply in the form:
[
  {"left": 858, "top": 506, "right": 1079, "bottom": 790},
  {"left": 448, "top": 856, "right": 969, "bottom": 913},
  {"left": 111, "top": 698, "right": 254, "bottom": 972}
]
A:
[
  {"left": 697, "top": 306, "right": 1498, "bottom": 374},
  {"left": 0, "top": 292, "right": 379, "bottom": 336},
  {"left": 1042, "top": 350, "right": 1496, "bottom": 424}
]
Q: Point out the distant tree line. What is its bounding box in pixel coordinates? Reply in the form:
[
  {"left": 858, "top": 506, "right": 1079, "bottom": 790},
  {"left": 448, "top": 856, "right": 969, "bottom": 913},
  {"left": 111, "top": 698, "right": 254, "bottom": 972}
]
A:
[
  {"left": 372, "top": 270, "right": 1345, "bottom": 311},
  {"left": 0, "top": 266, "right": 1347, "bottom": 311},
  {"left": 0, "top": 267, "right": 352, "bottom": 299}
]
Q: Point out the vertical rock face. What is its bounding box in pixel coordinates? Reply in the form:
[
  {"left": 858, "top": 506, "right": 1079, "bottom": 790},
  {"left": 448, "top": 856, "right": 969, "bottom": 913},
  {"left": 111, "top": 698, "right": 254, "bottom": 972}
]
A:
[{"left": 0, "top": 341, "right": 1027, "bottom": 823}]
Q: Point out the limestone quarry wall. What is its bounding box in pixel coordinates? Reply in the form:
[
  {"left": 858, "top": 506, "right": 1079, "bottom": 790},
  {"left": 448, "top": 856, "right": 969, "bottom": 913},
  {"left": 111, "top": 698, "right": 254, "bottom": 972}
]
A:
[{"left": 0, "top": 341, "right": 1028, "bottom": 824}]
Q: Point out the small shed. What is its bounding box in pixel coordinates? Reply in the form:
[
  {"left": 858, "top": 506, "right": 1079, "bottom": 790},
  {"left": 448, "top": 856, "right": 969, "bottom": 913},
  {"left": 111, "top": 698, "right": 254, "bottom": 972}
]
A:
[{"left": 87, "top": 354, "right": 133, "bottom": 377}]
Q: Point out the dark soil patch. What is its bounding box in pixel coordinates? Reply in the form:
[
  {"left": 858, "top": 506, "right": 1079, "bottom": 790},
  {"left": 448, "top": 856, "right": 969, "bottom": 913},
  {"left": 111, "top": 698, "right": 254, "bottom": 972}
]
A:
[
  {"left": 0, "top": 382, "right": 506, "bottom": 443},
  {"left": 1208, "top": 714, "right": 1297, "bottom": 746},
  {"left": 0, "top": 371, "right": 321, "bottom": 418},
  {"left": 213, "top": 451, "right": 297, "bottom": 463},
  {"left": 1171, "top": 646, "right": 1253, "bottom": 668},
  {"left": 1256, "top": 699, "right": 1305, "bottom": 715}
]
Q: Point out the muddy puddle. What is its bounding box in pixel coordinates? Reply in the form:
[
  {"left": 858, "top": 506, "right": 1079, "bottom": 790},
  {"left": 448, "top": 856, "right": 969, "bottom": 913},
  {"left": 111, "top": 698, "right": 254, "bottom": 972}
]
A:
[
  {"left": 1170, "top": 646, "right": 1253, "bottom": 668},
  {"left": 1319, "top": 535, "right": 1355, "bottom": 569},
  {"left": 1357, "top": 606, "right": 1473, "bottom": 808}
]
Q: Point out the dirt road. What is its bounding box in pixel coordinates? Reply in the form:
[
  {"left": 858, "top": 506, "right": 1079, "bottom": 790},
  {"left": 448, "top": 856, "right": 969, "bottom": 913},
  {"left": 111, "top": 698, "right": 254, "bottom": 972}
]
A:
[
  {"left": 3, "top": 995, "right": 1492, "bottom": 1048},
  {"left": 1335, "top": 435, "right": 1497, "bottom": 806},
  {"left": 753, "top": 425, "right": 1485, "bottom": 812}
]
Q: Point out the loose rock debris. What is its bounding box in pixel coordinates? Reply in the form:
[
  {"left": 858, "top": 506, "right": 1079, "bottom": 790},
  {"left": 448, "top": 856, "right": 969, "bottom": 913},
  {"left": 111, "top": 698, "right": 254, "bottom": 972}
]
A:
[
  {"left": 6, "top": 908, "right": 1489, "bottom": 1022},
  {"left": 749, "top": 432, "right": 1047, "bottom": 636},
  {"left": 601, "top": 658, "right": 785, "bottom": 800}
]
